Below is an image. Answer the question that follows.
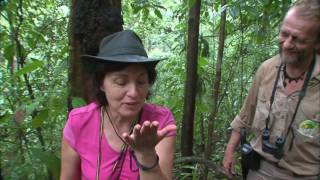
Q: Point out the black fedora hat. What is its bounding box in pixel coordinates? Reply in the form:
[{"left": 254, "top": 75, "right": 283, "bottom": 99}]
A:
[{"left": 81, "top": 30, "right": 163, "bottom": 63}]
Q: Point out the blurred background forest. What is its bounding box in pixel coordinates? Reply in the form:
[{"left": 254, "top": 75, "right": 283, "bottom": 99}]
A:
[{"left": 0, "top": 0, "right": 294, "bottom": 179}]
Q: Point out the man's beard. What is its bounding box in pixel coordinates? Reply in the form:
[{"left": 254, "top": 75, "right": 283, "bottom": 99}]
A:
[{"left": 279, "top": 47, "right": 305, "bottom": 65}]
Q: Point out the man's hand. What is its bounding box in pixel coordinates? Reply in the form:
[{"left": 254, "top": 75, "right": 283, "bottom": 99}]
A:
[
  {"left": 223, "top": 148, "right": 236, "bottom": 179},
  {"left": 223, "top": 129, "right": 241, "bottom": 179}
]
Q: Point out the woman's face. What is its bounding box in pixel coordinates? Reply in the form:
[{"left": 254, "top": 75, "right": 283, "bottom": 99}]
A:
[{"left": 101, "top": 64, "right": 150, "bottom": 118}]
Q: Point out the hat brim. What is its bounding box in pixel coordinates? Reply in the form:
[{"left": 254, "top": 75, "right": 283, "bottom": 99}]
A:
[{"left": 81, "top": 54, "right": 165, "bottom": 63}]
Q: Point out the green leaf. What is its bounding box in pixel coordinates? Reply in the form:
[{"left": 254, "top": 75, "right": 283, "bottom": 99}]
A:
[
  {"left": 244, "top": 5, "right": 259, "bottom": 17},
  {"left": 132, "top": 6, "right": 143, "bottom": 14},
  {"left": 72, "top": 97, "right": 86, "bottom": 108},
  {"left": 188, "top": 0, "right": 196, "bottom": 8},
  {"left": 229, "top": 7, "right": 239, "bottom": 19},
  {"left": 154, "top": 9, "right": 162, "bottom": 19},
  {"left": 25, "top": 100, "right": 41, "bottom": 115},
  {"left": 32, "top": 109, "right": 48, "bottom": 128},
  {"left": 0, "top": 112, "right": 11, "bottom": 124},
  {"left": 15, "top": 60, "right": 44, "bottom": 77},
  {"left": 143, "top": 8, "right": 150, "bottom": 17},
  {"left": 4, "top": 44, "right": 14, "bottom": 62},
  {"left": 48, "top": 92, "right": 68, "bottom": 118},
  {"left": 198, "top": 56, "right": 209, "bottom": 67},
  {"left": 60, "top": 44, "right": 69, "bottom": 55},
  {"left": 152, "top": 4, "right": 166, "bottom": 10},
  {"left": 32, "top": 149, "right": 60, "bottom": 180}
]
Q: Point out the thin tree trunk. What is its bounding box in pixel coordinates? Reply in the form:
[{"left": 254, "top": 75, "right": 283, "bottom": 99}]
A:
[
  {"left": 239, "top": 4, "right": 244, "bottom": 108},
  {"left": 203, "top": 0, "right": 227, "bottom": 179},
  {"left": 181, "top": 0, "right": 202, "bottom": 159}
]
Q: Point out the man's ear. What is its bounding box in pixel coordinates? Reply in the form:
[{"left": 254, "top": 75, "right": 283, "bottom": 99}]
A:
[{"left": 100, "top": 86, "right": 105, "bottom": 92}]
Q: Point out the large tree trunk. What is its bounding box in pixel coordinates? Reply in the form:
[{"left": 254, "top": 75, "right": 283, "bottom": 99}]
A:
[
  {"left": 69, "top": 0, "right": 123, "bottom": 110},
  {"left": 203, "top": 0, "right": 227, "bottom": 179},
  {"left": 181, "top": 0, "right": 201, "bottom": 158}
]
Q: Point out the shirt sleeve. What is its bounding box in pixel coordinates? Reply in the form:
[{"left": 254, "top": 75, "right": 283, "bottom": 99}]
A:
[
  {"left": 160, "top": 107, "right": 176, "bottom": 137},
  {"left": 142, "top": 104, "right": 177, "bottom": 137},
  {"left": 63, "top": 111, "right": 76, "bottom": 150}
]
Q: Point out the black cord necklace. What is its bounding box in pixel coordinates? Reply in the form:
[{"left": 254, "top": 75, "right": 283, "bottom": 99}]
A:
[
  {"left": 106, "top": 108, "right": 129, "bottom": 144},
  {"left": 283, "top": 65, "right": 306, "bottom": 87},
  {"left": 106, "top": 108, "right": 130, "bottom": 180},
  {"left": 95, "top": 106, "right": 140, "bottom": 180}
]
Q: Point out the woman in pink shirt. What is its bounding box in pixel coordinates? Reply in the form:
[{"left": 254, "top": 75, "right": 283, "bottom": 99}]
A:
[{"left": 60, "top": 30, "right": 177, "bottom": 180}]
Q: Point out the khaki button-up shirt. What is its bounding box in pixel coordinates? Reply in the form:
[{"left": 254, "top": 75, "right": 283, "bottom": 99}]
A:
[{"left": 231, "top": 54, "right": 320, "bottom": 176}]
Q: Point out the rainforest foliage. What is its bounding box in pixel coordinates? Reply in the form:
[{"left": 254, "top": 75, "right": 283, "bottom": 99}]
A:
[{"left": 0, "top": 0, "right": 292, "bottom": 179}]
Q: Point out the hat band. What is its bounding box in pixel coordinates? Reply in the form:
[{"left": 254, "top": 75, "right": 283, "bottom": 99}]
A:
[{"left": 98, "top": 47, "right": 148, "bottom": 57}]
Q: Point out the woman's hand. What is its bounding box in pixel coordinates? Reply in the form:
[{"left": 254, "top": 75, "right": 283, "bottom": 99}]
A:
[
  {"left": 123, "top": 121, "right": 176, "bottom": 171},
  {"left": 122, "top": 120, "right": 176, "bottom": 155},
  {"left": 123, "top": 121, "right": 176, "bottom": 180}
]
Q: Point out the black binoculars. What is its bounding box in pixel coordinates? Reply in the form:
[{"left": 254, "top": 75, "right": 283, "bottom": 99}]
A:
[{"left": 262, "top": 128, "right": 285, "bottom": 159}]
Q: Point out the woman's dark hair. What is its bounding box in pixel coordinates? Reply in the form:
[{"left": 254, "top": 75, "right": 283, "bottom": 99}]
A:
[{"left": 84, "top": 60, "right": 157, "bottom": 106}]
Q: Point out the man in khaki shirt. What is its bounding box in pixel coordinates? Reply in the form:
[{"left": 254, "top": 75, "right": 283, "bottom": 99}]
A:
[{"left": 223, "top": 0, "right": 320, "bottom": 179}]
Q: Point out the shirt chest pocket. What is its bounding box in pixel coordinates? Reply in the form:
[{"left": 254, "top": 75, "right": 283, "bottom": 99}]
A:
[
  {"left": 292, "top": 120, "right": 320, "bottom": 161},
  {"left": 252, "top": 92, "right": 289, "bottom": 136},
  {"left": 294, "top": 102, "right": 320, "bottom": 144},
  {"left": 289, "top": 84, "right": 320, "bottom": 171},
  {"left": 252, "top": 95, "right": 270, "bottom": 133}
]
